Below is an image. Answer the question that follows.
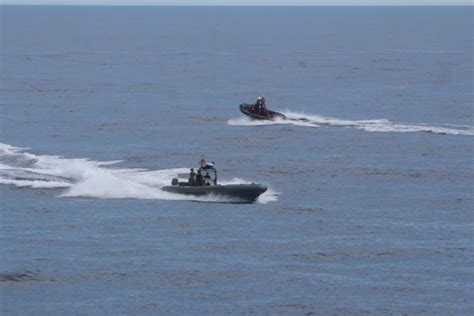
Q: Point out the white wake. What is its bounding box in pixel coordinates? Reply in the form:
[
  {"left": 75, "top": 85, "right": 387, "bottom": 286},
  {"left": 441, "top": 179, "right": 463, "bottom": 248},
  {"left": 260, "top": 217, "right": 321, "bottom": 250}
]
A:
[
  {"left": 0, "top": 143, "right": 277, "bottom": 204},
  {"left": 228, "top": 110, "right": 474, "bottom": 136}
]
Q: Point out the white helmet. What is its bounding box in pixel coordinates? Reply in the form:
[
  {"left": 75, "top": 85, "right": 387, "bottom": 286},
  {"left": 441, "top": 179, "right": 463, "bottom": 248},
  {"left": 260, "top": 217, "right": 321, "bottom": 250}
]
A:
[{"left": 257, "top": 96, "right": 263, "bottom": 100}]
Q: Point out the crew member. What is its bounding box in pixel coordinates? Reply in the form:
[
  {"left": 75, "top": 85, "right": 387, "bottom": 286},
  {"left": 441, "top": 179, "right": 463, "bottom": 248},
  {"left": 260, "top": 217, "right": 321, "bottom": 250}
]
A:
[
  {"left": 260, "top": 96, "right": 267, "bottom": 115},
  {"left": 196, "top": 169, "right": 204, "bottom": 186},
  {"left": 255, "top": 96, "right": 267, "bottom": 114},
  {"left": 188, "top": 168, "right": 196, "bottom": 185},
  {"left": 255, "top": 97, "right": 263, "bottom": 113}
]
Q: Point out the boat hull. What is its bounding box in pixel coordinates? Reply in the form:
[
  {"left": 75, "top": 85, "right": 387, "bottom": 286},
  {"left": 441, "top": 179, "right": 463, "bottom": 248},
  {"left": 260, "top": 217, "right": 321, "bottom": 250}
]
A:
[
  {"left": 239, "top": 103, "right": 286, "bottom": 121},
  {"left": 162, "top": 183, "right": 268, "bottom": 203}
]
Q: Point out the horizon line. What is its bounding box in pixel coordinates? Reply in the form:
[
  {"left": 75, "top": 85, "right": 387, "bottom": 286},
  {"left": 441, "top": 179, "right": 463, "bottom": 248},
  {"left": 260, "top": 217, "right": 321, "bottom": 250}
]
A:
[{"left": 1, "top": 3, "right": 472, "bottom": 5}]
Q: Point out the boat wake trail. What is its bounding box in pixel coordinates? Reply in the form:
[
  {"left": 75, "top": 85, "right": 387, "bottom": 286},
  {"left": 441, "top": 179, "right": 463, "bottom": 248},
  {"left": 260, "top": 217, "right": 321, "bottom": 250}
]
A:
[
  {"left": 227, "top": 110, "right": 474, "bottom": 136},
  {"left": 0, "top": 143, "right": 277, "bottom": 204}
]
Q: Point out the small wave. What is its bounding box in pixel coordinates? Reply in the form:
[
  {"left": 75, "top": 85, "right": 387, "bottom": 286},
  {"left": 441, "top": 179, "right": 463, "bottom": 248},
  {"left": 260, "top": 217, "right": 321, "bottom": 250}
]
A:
[
  {"left": 0, "top": 271, "right": 39, "bottom": 283},
  {"left": 227, "top": 116, "right": 318, "bottom": 128},
  {"left": 227, "top": 110, "right": 474, "bottom": 136},
  {"left": 0, "top": 178, "right": 72, "bottom": 189},
  {"left": 257, "top": 187, "right": 280, "bottom": 204},
  {"left": 218, "top": 177, "right": 280, "bottom": 204},
  {"left": 0, "top": 143, "right": 275, "bottom": 204}
]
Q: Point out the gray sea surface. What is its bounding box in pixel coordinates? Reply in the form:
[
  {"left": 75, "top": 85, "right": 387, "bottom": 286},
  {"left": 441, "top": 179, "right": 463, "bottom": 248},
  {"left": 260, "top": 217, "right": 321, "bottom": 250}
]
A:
[{"left": 1, "top": 5, "right": 473, "bottom": 315}]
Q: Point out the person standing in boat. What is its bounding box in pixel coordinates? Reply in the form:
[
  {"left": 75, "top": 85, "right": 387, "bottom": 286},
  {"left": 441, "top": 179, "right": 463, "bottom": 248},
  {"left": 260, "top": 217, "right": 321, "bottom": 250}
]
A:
[
  {"left": 196, "top": 169, "right": 204, "bottom": 186},
  {"left": 188, "top": 168, "right": 196, "bottom": 185},
  {"left": 260, "top": 96, "right": 268, "bottom": 115},
  {"left": 255, "top": 96, "right": 268, "bottom": 115},
  {"left": 255, "top": 96, "right": 262, "bottom": 113}
]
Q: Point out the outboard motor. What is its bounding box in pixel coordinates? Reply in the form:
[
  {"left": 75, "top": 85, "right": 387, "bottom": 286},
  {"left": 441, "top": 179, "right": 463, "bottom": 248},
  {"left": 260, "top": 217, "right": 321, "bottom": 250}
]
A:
[{"left": 171, "top": 178, "right": 179, "bottom": 186}]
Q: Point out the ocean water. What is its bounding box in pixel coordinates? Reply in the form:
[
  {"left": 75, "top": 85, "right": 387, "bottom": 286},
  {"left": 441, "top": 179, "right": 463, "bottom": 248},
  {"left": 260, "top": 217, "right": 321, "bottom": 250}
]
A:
[{"left": 1, "top": 5, "right": 473, "bottom": 314}]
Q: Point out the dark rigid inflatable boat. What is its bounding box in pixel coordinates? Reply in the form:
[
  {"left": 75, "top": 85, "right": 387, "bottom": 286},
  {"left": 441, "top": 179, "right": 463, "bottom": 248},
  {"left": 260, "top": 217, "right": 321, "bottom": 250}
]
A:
[
  {"left": 162, "top": 183, "right": 268, "bottom": 203},
  {"left": 239, "top": 103, "right": 286, "bottom": 121}
]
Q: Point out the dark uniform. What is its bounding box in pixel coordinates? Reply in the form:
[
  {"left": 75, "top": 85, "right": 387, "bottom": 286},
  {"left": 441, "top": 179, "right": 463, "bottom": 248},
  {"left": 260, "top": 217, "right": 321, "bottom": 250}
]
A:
[
  {"left": 255, "top": 96, "right": 266, "bottom": 114},
  {"left": 188, "top": 169, "right": 196, "bottom": 185},
  {"left": 196, "top": 170, "right": 204, "bottom": 186}
]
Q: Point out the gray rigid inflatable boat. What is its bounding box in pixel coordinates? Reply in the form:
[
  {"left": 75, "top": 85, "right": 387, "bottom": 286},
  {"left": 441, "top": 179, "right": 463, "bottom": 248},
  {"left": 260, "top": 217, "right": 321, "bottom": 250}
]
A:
[{"left": 162, "top": 183, "right": 268, "bottom": 203}]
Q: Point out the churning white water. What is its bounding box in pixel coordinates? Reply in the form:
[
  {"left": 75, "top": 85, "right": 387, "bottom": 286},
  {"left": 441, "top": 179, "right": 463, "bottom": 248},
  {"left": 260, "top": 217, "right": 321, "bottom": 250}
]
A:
[
  {"left": 228, "top": 110, "right": 474, "bottom": 136},
  {"left": 0, "top": 143, "right": 277, "bottom": 204}
]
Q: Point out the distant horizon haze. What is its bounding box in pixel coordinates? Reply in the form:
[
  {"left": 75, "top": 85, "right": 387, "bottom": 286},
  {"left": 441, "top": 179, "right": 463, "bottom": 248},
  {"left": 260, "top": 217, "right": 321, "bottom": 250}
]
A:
[{"left": 1, "top": 0, "right": 472, "bottom": 5}]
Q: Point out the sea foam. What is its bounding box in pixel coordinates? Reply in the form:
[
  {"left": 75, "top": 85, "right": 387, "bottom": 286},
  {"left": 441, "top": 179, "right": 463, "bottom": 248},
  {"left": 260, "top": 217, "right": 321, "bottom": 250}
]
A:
[
  {"left": 0, "top": 143, "right": 277, "bottom": 204},
  {"left": 228, "top": 110, "right": 474, "bottom": 136}
]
